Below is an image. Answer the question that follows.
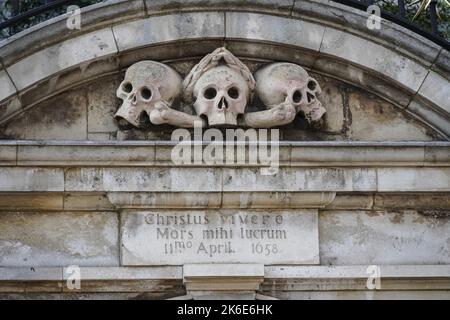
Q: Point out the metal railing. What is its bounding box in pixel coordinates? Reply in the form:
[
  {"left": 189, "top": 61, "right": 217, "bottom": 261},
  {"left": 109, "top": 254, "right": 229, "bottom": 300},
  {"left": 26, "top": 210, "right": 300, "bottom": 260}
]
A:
[{"left": 0, "top": 0, "right": 449, "bottom": 50}]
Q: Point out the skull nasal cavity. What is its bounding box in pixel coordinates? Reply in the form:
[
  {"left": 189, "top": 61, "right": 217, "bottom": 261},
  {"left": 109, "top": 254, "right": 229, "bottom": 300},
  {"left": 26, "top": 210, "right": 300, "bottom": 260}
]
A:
[
  {"left": 307, "top": 92, "right": 315, "bottom": 103},
  {"left": 293, "top": 90, "right": 302, "bottom": 103},
  {"left": 219, "top": 97, "right": 228, "bottom": 110},
  {"left": 204, "top": 88, "right": 217, "bottom": 99},
  {"left": 141, "top": 88, "right": 152, "bottom": 100}
]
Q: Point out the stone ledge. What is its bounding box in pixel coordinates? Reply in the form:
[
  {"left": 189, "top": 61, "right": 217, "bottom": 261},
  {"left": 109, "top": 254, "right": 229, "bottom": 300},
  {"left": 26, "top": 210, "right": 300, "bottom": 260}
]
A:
[
  {"left": 264, "top": 265, "right": 450, "bottom": 279},
  {"left": 6, "top": 27, "right": 118, "bottom": 92},
  {"left": 0, "top": 265, "right": 448, "bottom": 293},
  {"left": 263, "top": 265, "right": 450, "bottom": 291},
  {"left": 0, "top": 167, "right": 448, "bottom": 192},
  {"left": 2, "top": 265, "right": 447, "bottom": 281},
  {"left": 183, "top": 264, "right": 264, "bottom": 292},
  {"left": 0, "top": 192, "right": 449, "bottom": 211},
  {"left": 0, "top": 141, "right": 449, "bottom": 167}
]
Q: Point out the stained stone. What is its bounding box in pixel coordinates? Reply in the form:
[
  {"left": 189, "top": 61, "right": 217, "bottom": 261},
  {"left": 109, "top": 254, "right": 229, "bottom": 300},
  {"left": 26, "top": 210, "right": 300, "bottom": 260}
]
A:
[{"left": 121, "top": 210, "right": 319, "bottom": 265}]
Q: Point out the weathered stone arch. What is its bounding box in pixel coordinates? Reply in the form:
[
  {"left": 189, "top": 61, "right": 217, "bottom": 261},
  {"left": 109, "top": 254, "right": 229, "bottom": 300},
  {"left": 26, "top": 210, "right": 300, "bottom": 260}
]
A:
[{"left": 0, "top": 0, "right": 449, "bottom": 139}]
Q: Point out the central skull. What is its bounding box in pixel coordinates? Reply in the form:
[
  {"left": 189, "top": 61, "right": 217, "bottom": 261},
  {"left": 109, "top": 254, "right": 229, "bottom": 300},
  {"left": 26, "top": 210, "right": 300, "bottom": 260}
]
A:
[{"left": 193, "top": 65, "right": 248, "bottom": 126}]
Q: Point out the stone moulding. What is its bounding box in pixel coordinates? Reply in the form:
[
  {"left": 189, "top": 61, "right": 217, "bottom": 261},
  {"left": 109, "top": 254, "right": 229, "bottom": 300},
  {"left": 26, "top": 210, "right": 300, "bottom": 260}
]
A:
[
  {"left": 182, "top": 264, "right": 265, "bottom": 298},
  {"left": 0, "top": 141, "right": 449, "bottom": 167},
  {"left": 0, "top": 1, "right": 448, "bottom": 137},
  {"left": 0, "top": 265, "right": 448, "bottom": 294},
  {"left": 0, "top": 192, "right": 449, "bottom": 211}
]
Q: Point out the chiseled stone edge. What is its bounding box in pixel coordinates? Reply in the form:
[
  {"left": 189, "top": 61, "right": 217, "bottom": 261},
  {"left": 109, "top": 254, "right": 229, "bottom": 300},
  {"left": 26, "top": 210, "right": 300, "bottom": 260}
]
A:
[
  {"left": 0, "top": 141, "right": 449, "bottom": 167},
  {"left": 292, "top": 0, "right": 441, "bottom": 65},
  {"left": 0, "top": 265, "right": 448, "bottom": 293},
  {"left": 264, "top": 264, "right": 450, "bottom": 279},
  {"left": 112, "top": 11, "right": 225, "bottom": 52},
  {"left": 0, "top": 166, "right": 449, "bottom": 192},
  {"left": 0, "top": 69, "right": 17, "bottom": 101},
  {"left": 1, "top": 192, "right": 449, "bottom": 211},
  {"left": 6, "top": 27, "right": 118, "bottom": 91}
]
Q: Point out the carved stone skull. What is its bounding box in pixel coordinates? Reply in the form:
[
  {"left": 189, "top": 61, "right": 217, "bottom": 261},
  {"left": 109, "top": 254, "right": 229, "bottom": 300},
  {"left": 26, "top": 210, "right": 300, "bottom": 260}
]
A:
[
  {"left": 115, "top": 61, "right": 182, "bottom": 127},
  {"left": 192, "top": 65, "right": 249, "bottom": 126},
  {"left": 255, "top": 63, "right": 326, "bottom": 126}
]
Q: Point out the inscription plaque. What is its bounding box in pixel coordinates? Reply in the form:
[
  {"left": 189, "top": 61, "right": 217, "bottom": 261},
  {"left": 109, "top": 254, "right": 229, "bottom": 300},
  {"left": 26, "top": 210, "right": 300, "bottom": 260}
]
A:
[{"left": 121, "top": 210, "right": 319, "bottom": 265}]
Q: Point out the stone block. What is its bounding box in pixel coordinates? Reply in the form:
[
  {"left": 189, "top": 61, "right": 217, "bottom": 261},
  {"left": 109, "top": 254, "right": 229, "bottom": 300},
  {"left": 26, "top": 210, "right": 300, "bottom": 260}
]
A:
[
  {"left": 65, "top": 168, "right": 222, "bottom": 192},
  {"left": 18, "top": 144, "right": 155, "bottom": 166},
  {"left": 106, "top": 192, "right": 222, "bottom": 209},
  {"left": 221, "top": 192, "right": 336, "bottom": 209},
  {"left": 223, "top": 168, "right": 376, "bottom": 192},
  {"left": 0, "top": 70, "right": 16, "bottom": 103},
  {"left": 291, "top": 145, "right": 425, "bottom": 165},
  {"left": 312, "top": 56, "right": 412, "bottom": 108},
  {"left": 0, "top": 168, "right": 64, "bottom": 192},
  {"left": 0, "top": 96, "right": 22, "bottom": 124},
  {"left": 407, "top": 100, "right": 450, "bottom": 138},
  {"left": 325, "top": 194, "right": 373, "bottom": 210},
  {"left": 377, "top": 168, "right": 450, "bottom": 191},
  {"left": 63, "top": 193, "right": 114, "bottom": 211},
  {"left": 0, "top": 90, "right": 88, "bottom": 140},
  {"left": 0, "top": 212, "right": 119, "bottom": 267},
  {"left": 146, "top": 0, "right": 294, "bottom": 14},
  {"left": 0, "top": 193, "right": 64, "bottom": 211},
  {"left": 320, "top": 28, "right": 428, "bottom": 92},
  {"left": 62, "top": 266, "right": 182, "bottom": 280},
  {"left": 433, "top": 49, "right": 450, "bottom": 79},
  {"left": 319, "top": 210, "right": 450, "bottom": 265},
  {"left": 7, "top": 28, "right": 118, "bottom": 90},
  {"left": 87, "top": 77, "right": 121, "bottom": 133},
  {"left": 293, "top": 0, "right": 441, "bottom": 65},
  {"left": 226, "top": 12, "right": 325, "bottom": 52},
  {"left": 373, "top": 193, "right": 450, "bottom": 210},
  {"left": 425, "top": 144, "right": 450, "bottom": 163},
  {"left": 0, "top": 143, "right": 16, "bottom": 165},
  {"left": 418, "top": 71, "right": 450, "bottom": 114},
  {"left": 348, "top": 92, "right": 435, "bottom": 141},
  {"left": 113, "top": 12, "right": 225, "bottom": 52},
  {"left": 0, "top": 268, "right": 62, "bottom": 281}
]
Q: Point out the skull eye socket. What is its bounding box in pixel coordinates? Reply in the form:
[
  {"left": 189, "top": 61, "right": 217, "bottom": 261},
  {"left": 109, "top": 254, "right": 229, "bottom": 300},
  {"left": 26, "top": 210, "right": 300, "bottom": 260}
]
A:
[
  {"left": 204, "top": 88, "right": 217, "bottom": 100},
  {"left": 293, "top": 90, "right": 302, "bottom": 103},
  {"left": 122, "top": 82, "right": 133, "bottom": 93},
  {"left": 307, "top": 80, "right": 317, "bottom": 91},
  {"left": 228, "top": 87, "right": 239, "bottom": 99},
  {"left": 140, "top": 87, "right": 152, "bottom": 100}
]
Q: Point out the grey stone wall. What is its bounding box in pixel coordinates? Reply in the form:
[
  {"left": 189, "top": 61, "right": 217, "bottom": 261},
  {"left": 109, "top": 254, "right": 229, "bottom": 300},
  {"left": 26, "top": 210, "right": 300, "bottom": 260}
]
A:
[{"left": 0, "top": 0, "right": 449, "bottom": 300}]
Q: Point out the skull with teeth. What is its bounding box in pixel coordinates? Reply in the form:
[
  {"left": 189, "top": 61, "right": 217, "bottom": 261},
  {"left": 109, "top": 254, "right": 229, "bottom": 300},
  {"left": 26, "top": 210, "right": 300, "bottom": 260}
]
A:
[
  {"left": 192, "top": 65, "right": 249, "bottom": 126},
  {"left": 255, "top": 62, "right": 326, "bottom": 127},
  {"left": 115, "top": 61, "right": 182, "bottom": 127}
]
